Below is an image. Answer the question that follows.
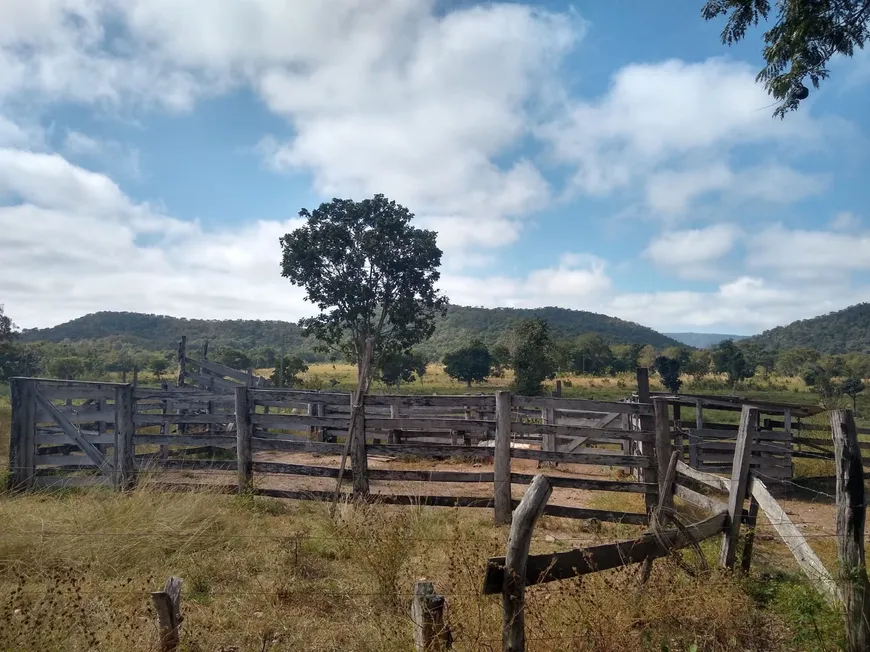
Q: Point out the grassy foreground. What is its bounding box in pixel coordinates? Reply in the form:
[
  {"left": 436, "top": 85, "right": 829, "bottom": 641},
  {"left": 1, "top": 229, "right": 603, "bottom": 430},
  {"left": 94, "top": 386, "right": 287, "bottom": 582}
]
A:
[{"left": 0, "top": 479, "right": 842, "bottom": 652}]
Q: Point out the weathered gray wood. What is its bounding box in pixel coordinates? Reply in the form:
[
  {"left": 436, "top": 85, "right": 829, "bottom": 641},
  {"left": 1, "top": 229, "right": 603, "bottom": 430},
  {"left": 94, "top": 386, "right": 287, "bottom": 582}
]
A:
[
  {"left": 366, "top": 394, "right": 494, "bottom": 408},
  {"left": 639, "top": 450, "right": 679, "bottom": 583},
  {"left": 151, "top": 576, "right": 183, "bottom": 652},
  {"left": 514, "top": 473, "right": 654, "bottom": 493},
  {"left": 34, "top": 388, "right": 113, "bottom": 477},
  {"left": 33, "top": 382, "right": 119, "bottom": 400},
  {"left": 36, "top": 431, "right": 115, "bottom": 446},
  {"left": 34, "top": 405, "right": 117, "bottom": 425},
  {"left": 653, "top": 399, "right": 674, "bottom": 512},
  {"left": 539, "top": 504, "right": 646, "bottom": 524},
  {"left": 750, "top": 475, "right": 838, "bottom": 604},
  {"left": 494, "top": 391, "right": 513, "bottom": 525},
  {"left": 674, "top": 484, "right": 728, "bottom": 514},
  {"left": 367, "top": 417, "right": 492, "bottom": 433},
  {"left": 114, "top": 384, "right": 136, "bottom": 490},
  {"left": 720, "top": 406, "right": 757, "bottom": 569},
  {"left": 134, "top": 388, "right": 233, "bottom": 401},
  {"left": 32, "top": 475, "right": 114, "bottom": 489},
  {"left": 187, "top": 356, "right": 256, "bottom": 385},
  {"left": 412, "top": 581, "right": 450, "bottom": 652},
  {"left": 8, "top": 379, "right": 37, "bottom": 489},
  {"left": 135, "top": 434, "right": 237, "bottom": 447},
  {"left": 831, "top": 409, "right": 870, "bottom": 646},
  {"left": 503, "top": 475, "right": 552, "bottom": 652},
  {"left": 249, "top": 388, "right": 349, "bottom": 405},
  {"left": 252, "top": 412, "right": 350, "bottom": 430},
  {"left": 234, "top": 386, "right": 252, "bottom": 493},
  {"left": 512, "top": 395, "right": 653, "bottom": 415},
  {"left": 675, "top": 460, "right": 730, "bottom": 493},
  {"left": 637, "top": 367, "right": 657, "bottom": 515},
  {"left": 483, "top": 511, "right": 727, "bottom": 594},
  {"left": 134, "top": 413, "right": 231, "bottom": 426},
  {"left": 740, "top": 497, "right": 760, "bottom": 573},
  {"left": 34, "top": 453, "right": 97, "bottom": 467},
  {"left": 510, "top": 421, "right": 655, "bottom": 442},
  {"left": 183, "top": 369, "right": 238, "bottom": 391}
]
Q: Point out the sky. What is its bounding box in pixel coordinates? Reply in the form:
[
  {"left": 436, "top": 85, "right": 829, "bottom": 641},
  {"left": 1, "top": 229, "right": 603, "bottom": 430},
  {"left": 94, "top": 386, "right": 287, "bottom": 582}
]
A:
[{"left": 0, "top": 0, "right": 869, "bottom": 335}]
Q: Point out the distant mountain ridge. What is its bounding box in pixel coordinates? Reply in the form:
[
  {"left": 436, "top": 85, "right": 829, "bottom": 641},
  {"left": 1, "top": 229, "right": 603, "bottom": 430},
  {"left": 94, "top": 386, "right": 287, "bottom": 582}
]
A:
[
  {"left": 21, "top": 305, "right": 682, "bottom": 358},
  {"left": 664, "top": 332, "right": 748, "bottom": 348},
  {"left": 746, "top": 303, "right": 870, "bottom": 354}
]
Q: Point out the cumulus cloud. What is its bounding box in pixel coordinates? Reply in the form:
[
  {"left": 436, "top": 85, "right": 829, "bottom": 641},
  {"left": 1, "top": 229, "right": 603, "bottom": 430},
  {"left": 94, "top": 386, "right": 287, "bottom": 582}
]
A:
[{"left": 644, "top": 224, "right": 742, "bottom": 279}]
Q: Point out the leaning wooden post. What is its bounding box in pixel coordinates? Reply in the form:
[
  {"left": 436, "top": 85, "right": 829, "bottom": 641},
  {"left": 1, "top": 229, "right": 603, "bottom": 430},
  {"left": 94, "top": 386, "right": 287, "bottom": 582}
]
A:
[
  {"left": 831, "top": 409, "right": 870, "bottom": 651},
  {"left": 503, "top": 475, "right": 552, "bottom": 652},
  {"left": 8, "top": 378, "right": 37, "bottom": 491},
  {"left": 740, "top": 497, "right": 760, "bottom": 573},
  {"left": 151, "top": 577, "right": 183, "bottom": 652},
  {"left": 494, "top": 391, "right": 513, "bottom": 525},
  {"left": 653, "top": 398, "right": 674, "bottom": 512},
  {"left": 234, "top": 386, "right": 252, "bottom": 493},
  {"left": 411, "top": 581, "right": 451, "bottom": 652},
  {"left": 720, "top": 405, "right": 757, "bottom": 569},
  {"left": 113, "top": 384, "right": 136, "bottom": 491}
]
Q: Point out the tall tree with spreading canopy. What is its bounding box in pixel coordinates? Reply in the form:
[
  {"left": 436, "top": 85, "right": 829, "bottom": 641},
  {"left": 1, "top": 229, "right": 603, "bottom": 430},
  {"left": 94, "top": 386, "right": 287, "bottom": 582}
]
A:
[
  {"left": 840, "top": 376, "right": 865, "bottom": 413},
  {"left": 280, "top": 194, "right": 447, "bottom": 390},
  {"left": 712, "top": 338, "right": 755, "bottom": 387},
  {"left": 443, "top": 340, "right": 492, "bottom": 388},
  {"left": 653, "top": 355, "right": 684, "bottom": 393},
  {"left": 511, "top": 319, "right": 557, "bottom": 396},
  {"left": 703, "top": 0, "right": 870, "bottom": 116}
]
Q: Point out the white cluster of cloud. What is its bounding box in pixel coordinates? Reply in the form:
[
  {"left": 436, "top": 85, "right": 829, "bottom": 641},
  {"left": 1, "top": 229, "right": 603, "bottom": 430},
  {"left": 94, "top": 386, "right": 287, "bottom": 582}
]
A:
[{"left": 0, "top": 0, "right": 867, "bottom": 333}]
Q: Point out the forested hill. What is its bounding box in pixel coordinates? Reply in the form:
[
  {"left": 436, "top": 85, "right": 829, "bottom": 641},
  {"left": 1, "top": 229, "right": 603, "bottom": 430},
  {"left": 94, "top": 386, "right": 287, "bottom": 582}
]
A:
[
  {"left": 21, "top": 306, "right": 681, "bottom": 359},
  {"left": 664, "top": 333, "right": 748, "bottom": 348},
  {"left": 747, "top": 303, "right": 870, "bottom": 354}
]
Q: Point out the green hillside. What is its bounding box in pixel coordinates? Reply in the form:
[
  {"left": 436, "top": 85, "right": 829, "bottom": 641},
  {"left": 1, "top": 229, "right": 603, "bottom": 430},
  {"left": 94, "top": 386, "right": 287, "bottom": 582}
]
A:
[
  {"left": 748, "top": 303, "right": 870, "bottom": 353},
  {"left": 20, "top": 305, "right": 681, "bottom": 360},
  {"left": 665, "top": 332, "right": 748, "bottom": 348}
]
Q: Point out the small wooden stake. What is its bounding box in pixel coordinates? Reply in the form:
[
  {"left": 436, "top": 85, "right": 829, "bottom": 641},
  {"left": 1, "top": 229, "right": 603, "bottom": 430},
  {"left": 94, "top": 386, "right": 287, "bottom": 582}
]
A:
[
  {"left": 831, "top": 409, "right": 870, "bottom": 651},
  {"left": 411, "top": 581, "right": 451, "bottom": 651},
  {"left": 502, "top": 475, "right": 552, "bottom": 652},
  {"left": 151, "top": 576, "right": 183, "bottom": 652}
]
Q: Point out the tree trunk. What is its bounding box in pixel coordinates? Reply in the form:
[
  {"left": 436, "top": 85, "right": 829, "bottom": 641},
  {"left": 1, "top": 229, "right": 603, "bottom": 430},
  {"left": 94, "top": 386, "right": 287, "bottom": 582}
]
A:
[{"left": 467, "top": 381, "right": 472, "bottom": 388}]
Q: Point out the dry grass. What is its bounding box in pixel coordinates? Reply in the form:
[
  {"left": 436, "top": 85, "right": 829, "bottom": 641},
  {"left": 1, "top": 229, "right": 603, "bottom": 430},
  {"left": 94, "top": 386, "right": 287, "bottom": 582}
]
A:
[{"left": 0, "top": 477, "right": 838, "bottom": 652}]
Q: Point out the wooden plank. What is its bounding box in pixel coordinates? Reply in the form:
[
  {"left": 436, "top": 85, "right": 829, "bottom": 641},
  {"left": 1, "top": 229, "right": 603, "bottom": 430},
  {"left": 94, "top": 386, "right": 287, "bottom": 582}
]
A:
[
  {"left": 252, "top": 439, "right": 346, "bottom": 455},
  {"left": 366, "top": 417, "right": 492, "bottom": 433},
  {"left": 32, "top": 475, "right": 114, "bottom": 489},
  {"left": 134, "top": 413, "right": 231, "bottom": 426},
  {"left": 34, "top": 406, "right": 116, "bottom": 425},
  {"left": 483, "top": 511, "right": 727, "bottom": 594},
  {"left": 235, "top": 386, "right": 252, "bottom": 493},
  {"left": 698, "top": 441, "right": 791, "bottom": 453},
  {"left": 36, "top": 431, "right": 115, "bottom": 446},
  {"left": 513, "top": 473, "right": 654, "bottom": 493},
  {"left": 720, "top": 406, "right": 758, "bottom": 569},
  {"left": 34, "top": 388, "right": 113, "bottom": 476},
  {"left": 494, "top": 391, "right": 512, "bottom": 524},
  {"left": 248, "top": 388, "right": 349, "bottom": 405},
  {"left": 134, "top": 388, "right": 233, "bottom": 401},
  {"left": 540, "top": 504, "right": 647, "bottom": 524},
  {"left": 675, "top": 460, "right": 730, "bottom": 492},
  {"left": 750, "top": 475, "right": 838, "bottom": 604},
  {"left": 28, "top": 379, "right": 120, "bottom": 400},
  {"left": 187, "top": 357, "right": 256, "bottom": 385},
  {"left": 674, "top": 483, "right": 727, "bottom": 514},
  {"left": 831, "top": 409, "right": 870, "bottom": 637},
  {"left": 637, "top": 367, "right": 657, "bottom": 516},
  {"left": 512, "top": 395, "right": 653, "bottom": 415},
  {"left": 134, "top": 434, "right": 236, "bottom": 447},
  {"left": 35, "top": 454, "right": 97, "bottom": 467},
  {"left": 365, "top": 394, "right": 494, "bottom": 408},
  {"left": 503, "top": 475, "right": 552, "bottom": 652},
  {"left": 114, "top": 384, "right": 136, "bottom": 490},
  {"left": 511, "top": 421, "right": 655, "bottom": 442},
  {"left": 183, "top": 370, "right": 239, "bottom": 391},
  {"left": 252, "top": 412, "right": 351, "bottom": 429}
]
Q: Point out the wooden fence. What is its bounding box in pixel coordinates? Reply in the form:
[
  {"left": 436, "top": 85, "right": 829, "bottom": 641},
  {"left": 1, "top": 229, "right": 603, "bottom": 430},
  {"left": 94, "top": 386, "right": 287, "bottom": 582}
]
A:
[{"left": 7, "top": 378, "right": 664, "bottom": 525}]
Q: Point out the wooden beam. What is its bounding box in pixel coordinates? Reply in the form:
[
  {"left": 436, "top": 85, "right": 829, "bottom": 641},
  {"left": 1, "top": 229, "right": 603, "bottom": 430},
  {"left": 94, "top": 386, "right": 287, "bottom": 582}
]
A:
[
  {"left": 483, "top": 511, "right": 727, "bottom": 594},
  {"left": 33, "top": 388, "right": 112, "bottom": 476},
  {"left": 512, "top": 395, "right": 653, "bottom": 415},
  {"left": 720, "top": 406, "right": 757, "bottom": 569},
  {"left": 494, "top": 391, "right": 512, "bottom": 525},
  {"left": 235, "top": 386, "right": 252, "bottom": 493},
  {"left": 114, "top": 384, "right": 136, "bottom": 490}
]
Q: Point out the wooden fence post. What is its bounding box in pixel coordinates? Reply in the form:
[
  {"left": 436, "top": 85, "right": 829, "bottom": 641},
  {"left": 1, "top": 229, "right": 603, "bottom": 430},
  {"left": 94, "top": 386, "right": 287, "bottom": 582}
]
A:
[
  {"left": 502, "top": 475, "right": 552, "bottom": 652},
  {"left": 653, "top": 398, "right": 674, "bottom": 512},
  {"left": 132, "top": 365, "right": 138, "bottom": 387},
  {"left": 494, "top": 391, "right": 512, "bottom": 525},
  {"left": 554, "top": 380, "right": 562, "bottom": 398},
  {"left": 831, "top": 409, "right": 870, "bottom": 651},
  {"left": 234, "top": 386, "right": 252, "bottom": 493},
  {"left": 639, "top": 450, "right": 679, "bottom": 583},
  {"left": 114, "top": 384, "right": 136, "bottom": 491},
  {"left": 151, "top": 577, "right": 183, "bottom": 652},
  {"left": 350, "top": 392, "right": 369, "bottom": 498},
  {"left": 390, "top": 400, "right": 402, "bottom": 445},
  {"left": 636, "top": 368, "right": 658, "bottom": 515},
  {"left": 411, "top": 581, "right": 451, "bottom": 651},
  {"left": 176, "top": 336, "right": 186, "bottom": 387},
  {"left": 720, "top": 405, "right": 757, "bottom": 569},
  {"left": 8, "top": 378, "right": 36, "bottom": 490},
  {"left": 740, "top": 497, "right": 760, "bottom": 573}
]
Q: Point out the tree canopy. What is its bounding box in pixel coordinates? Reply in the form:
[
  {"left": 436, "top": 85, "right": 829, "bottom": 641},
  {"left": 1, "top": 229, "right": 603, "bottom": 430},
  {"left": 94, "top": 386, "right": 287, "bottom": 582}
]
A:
[
  {"left": 0, "top": 305, "right": 25, "bottom": 381},
  {"left": 703, "top": 0, "right": 870, "bottom": 116},
  {"left": 511, "top": 319, "right": 556, "bottom": 396},
  {"left": 653, "top": 355, "right": 684, "bottom": 393},
  {"left": 280, "top": 195, "right": 447, "bottom": 381},
  {"left": 443, "top": 340, "right": 492, "bottom": 388}
]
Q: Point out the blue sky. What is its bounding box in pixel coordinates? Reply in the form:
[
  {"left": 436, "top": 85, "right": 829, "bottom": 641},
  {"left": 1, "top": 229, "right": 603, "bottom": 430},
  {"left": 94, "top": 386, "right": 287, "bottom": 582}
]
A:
[{"left": 0, "top": 0, "right": 868, "bottom": 335}]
